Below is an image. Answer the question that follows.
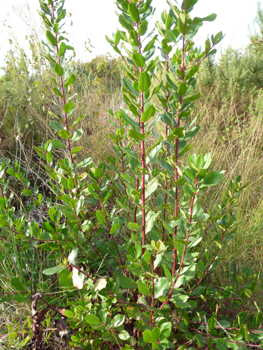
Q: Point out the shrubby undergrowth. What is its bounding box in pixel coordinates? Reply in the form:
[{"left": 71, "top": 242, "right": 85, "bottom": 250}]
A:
[{"left": 0, "top": 0, "right": 263, "bottom": 349}]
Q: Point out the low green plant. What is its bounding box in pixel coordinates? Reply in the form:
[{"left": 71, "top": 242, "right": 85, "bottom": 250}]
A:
[{"left": 0, "top": 0, "right": 262, "bottom": 349}]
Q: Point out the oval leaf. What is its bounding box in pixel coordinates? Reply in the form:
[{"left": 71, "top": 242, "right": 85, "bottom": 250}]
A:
[{"left": 43, "top": 265, "right": 66, "bottom": 275}]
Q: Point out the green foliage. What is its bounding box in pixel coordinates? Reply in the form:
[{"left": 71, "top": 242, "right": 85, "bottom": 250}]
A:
[
  {"left": 0, "top": 0, "right": 262, "bottom": 349},
  {"left": 249, "top": 1, "right": 263, "bottom": 53},
  {"left": 197, "top": 46, "right": 263, "bottom": 111}
]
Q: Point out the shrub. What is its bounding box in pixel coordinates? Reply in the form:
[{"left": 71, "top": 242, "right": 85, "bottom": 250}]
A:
[{"left": 0, "top": 0, "right": 262, "bottom": 349}]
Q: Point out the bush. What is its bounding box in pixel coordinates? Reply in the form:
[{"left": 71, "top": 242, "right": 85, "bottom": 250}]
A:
[{"left": 0, "top": 0, "right": 263, "bottom": 349}]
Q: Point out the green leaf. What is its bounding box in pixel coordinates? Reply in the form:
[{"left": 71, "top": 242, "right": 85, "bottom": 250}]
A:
[
  {"left": 44, "top": 53, "right": 56, "bottom": 65},
  {"left": 71, "top": 129, "right": 83, "bottom": 142},
  {"left": 65, "top": 44, "right": 74, "bottom": 50},
  {"left": 128, "top": 2, "right": 140, "bottom": 23},
  {"left": 49, "top": 140, "right": 66, "bottom": 149},
  {"left": 53, "top": 87, "right": 64, "bottom": 98},
  {"left": 195, "top": 333, "right": 204, "bottom": 347},
  {"left": 129, "top": 30, "right": 140, "bottom": 46},
  {"left": 112, "top": 314, "right": 125, "bottom": 327},
  {"left": 139, "top": 20, "right": 148, "bottom": 35},
  {"left": 145, "top": 180, "right": 158, "bottom": 199},
  {"left": 192, "top": 13, "right": 217, "bottom": 25},
  {"left": 215, "top": 338, "right": 227, "bottom": 350},
  {"left": 50, "top": 121, "right": 64, "bottom": 131},
  {"left": 152, "top": 327, "right": 161, "bottom": 342},
  {"left": 63, "top": 101, "right": 74, "bottom": 113},
  {"left": 137, "top": 281, "right": 151, "bottom": 295},
  {"left": 128, "top": 222, "right": 140, "bottom": 231},
  {"left": 143, "top": 329, "right": 153, "bottom": 343},
  {"left": 58, "top": 42, "right": 66, "bottom": 57},
  {"left": 54, "top": 64, "right": 64, "bottom": 76},
  {"left": 113, "top": 46, "right": 121, "bottom": 54},
  {"left": 138, "top": 72, "right": 151, "bottom": 92},
  {"left": 54, "top": 23, "right": 59, "bottom": 34},
  {"left": 110, "top": 223, "right": 120, "bottom": 235},
  {"left": 119, "top": 330, "right": 130, "bottom": 341},
  {"left": 212, "top": 31, "right": 223, "bottom": 44},
  {"left": 57, "top": 9, "right": 66, "bottom": 22},
  {"left": 244, "top": 289, "right": 252, "bottom": 298},
  {"left": 70, "top": 113, "right": 84, "bottom": 129},
  {"left": 174, "top": 265, "right": 196, "bottom": 288},
  {"left": 43, "top": 265, "right": 66, "bottom": 275},
  {"left": 77, "top": 157, "right": 93, "bottom": 168},
  {"left": 160, "top": 322, "right": 172, "bottom": 338},
  {"left": 71, "top": 146, "right": 82, "bottom": 154},
  {"left": 46, "top": 30, "right": 57, "bottom": 46},
  {"left": 128, "top": 128, "right": 145, "bottom": 141},
  {"left": 121, "top": 147, "right": 138, "bottom": 159},
  {"left": 119, "top": 276, "right": 137, "bottom": 289},
  {"left": 85, "top": 314, "right": 101, "bottom": 325},
  {"left": 132, "top": 53, "right": 145, "bottom": 67},
  {"left": 64, "top": 310, "right": 74, "bottom": 318},
  {"left": 119, "top": 15, "right": 134, "bottom": 31},
  {"left": 178, "top": 11, "right": 192, "bottom": 34},
  {"left": 178, "top": 82, "right": 188, "bottom": 96},
  {"left": 22, "top": 189, "right": 32, "bottom": 197},
  {"left": 59, "top": 129, "right": 71, "bottom": 139},
  {"left": 167, "top": 30, "right": 178, "bottom": 43},
  {"left": 205, "top": 38, "right": 211, "bottom": 53},
  {"left": 123, "top": 78, "right": 139, "bottom": 98},
  {"left": 146, "top": 211, "right": 161, "bottom": 234},
  {"left": 154, "top": 277, "right": 170, "bottom": 298},
  {"left": 7, "top": 169, "right": 15, "bottom": 176},
  {"left": 59, "top": 269, "right": 72, "bottom": 288},
  {"left": 146, "top": 143, "right": 162, "bottom": 164},
  {"left": 184, "top": 125, "right": 200, "bottom": 141},
  {"left": 64, "top": 74, "right": 76, "bottom": 88},
  {"left": 165, "top": 13, "right": 173, "bottom": 30},
  {"left": 183, "top": 93, "right": 201, "bottom": 103},
  {"left": 16, "top": 336, "right": 31, "bottom": 348},
  {"left": 178, "top": 143, "right": 192, "bottom": 156},
  {"left": 94, "top": 168, "right": 103, "bottom": 178},
  {"left": 141, "top": 105, "right": 156, "bottom": 122},
  {"left": 201, "top": 170, "right": 224, "bottom": 187},
  {"left": 11, "top": 278, "right": 25, "bottom": 292},
  {"left": 143, "top": 35, "right": 157, "bottom": 53},
  {"left": 163, "top": 263, "right": 172, "bottom": 282},
  {"left": 96, "top": 210, "right": 107, "bottom": 226},
  {"left": 185, "top": 0, "right": 198, "bottom": 10},
  {"left": 121, "top": 110, "right": 140, "bottom": 128},
  {"left": 171, "top": 127, "right": 185, "bottom": 138},
  {"left": 115, "top": 30, "right": 121, "bottom": 45}
]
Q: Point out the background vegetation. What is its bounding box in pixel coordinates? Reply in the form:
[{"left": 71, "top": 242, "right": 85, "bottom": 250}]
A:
[{"left": 1, "top": 1, "right": 263, "bottom": 348}]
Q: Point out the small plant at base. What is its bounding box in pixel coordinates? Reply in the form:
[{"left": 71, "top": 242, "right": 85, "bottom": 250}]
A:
[{"left": 0, "top": 0, "right": 262, "bottom": 350}]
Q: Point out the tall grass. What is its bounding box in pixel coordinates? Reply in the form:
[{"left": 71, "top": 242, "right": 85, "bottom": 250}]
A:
[{"left": 194, "top": 48, "right": 263, "bottom": 279}]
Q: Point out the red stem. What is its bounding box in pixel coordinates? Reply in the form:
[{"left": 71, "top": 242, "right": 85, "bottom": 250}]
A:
[
  {"left": 50, "top": 2, "right": 73, "bottom": 164},
  {"left": 136, "top": 23, "right": 146, "bottom": 254},
  {"left": 0, "top": 184, "right": 4, "bottom": 197},
  {"left": 97, "top": 187, "right": 128, "bottom": 276},
  {"left": 149, "top": 255, "right": 155, "bottom": 325},
  {"left": 171, "top": 29, "right": 186, "bottom": 279},
  {"left": 161, "top": 178, "right": 198, "bottom": 309},
  {"left": 162, "top": 53, "right": 170, "bottom": 243}
]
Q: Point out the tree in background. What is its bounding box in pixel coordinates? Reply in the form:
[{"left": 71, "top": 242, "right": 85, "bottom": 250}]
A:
[{"left": 249, "top": 1, "right": 263, "bottom": 52}]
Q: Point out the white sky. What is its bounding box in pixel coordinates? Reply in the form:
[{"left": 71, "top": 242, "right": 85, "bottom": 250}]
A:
[{"left": 0, "top": 0, "right": 260, "bottom": 67}]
